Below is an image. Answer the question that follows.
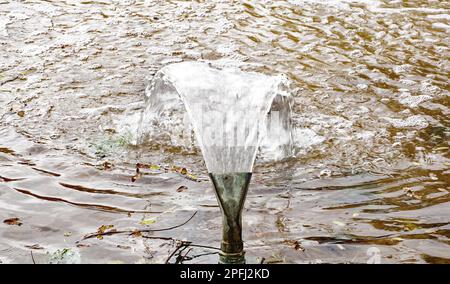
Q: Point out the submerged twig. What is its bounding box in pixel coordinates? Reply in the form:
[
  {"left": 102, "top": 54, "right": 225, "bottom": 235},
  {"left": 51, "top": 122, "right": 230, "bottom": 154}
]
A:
[
  {"left": 177, "top": 248, "right": 193, "bottom": 264},
  {"left": 165, "top": 241, "right": 189, "bottom": 264},
  {"left": 30, "top": 251, "right": 36, "bottom": 264},
  {"left": 81, "top": 211, "right": 198, "bottom": 241},
  {"left": 187, "top": 251, "right": 219, "bottom": 260},
  {"left": 187, "top": 243, "right": 220, "bottom": 251},
  {"left": 175, "top": 245, "right": 192, "bottom": 264},
  {"left": 165, "top": 241, "right": 221, "bottom": 264},
  {"left": 141, "top": 235, "right": 175, "bottom": 241}
]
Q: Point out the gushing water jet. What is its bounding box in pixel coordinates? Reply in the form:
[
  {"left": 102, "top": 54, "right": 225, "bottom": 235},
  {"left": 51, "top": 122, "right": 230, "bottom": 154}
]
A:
[{"left": 139, "top": 61, "right": 293, "bottom": 263}]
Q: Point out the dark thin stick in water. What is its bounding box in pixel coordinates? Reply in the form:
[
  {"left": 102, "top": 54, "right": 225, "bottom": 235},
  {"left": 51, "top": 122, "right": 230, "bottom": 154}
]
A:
[
  {"left": 141, "top": 236, "right": 175, "bottom": 241},
  {"left": 30, "top": 251, "right": 36, "bottom": 264},
  {"left": 167, "top": 241, "right": 221, "bottom": 264},
  {"left": 165, "top": 241, "right": 188, "bottom": 264},
  {"left": 188, "top": 251, "right": 219, "bottom": 260},
  {"left": 141, "top": 235, "right": 220, "bottom": 263},
  {"left": 140, "top": 236, "right": 219, "bottom": 251},
  {"left": 175, "top": 245, "right": 191, "bottom": 264},
  {"left": 81, "top": 211, "right": 198, "bottom": 241},
  {"left": 140, "top": 211, "right": 197, "bottom": 233},
  {"left": 188, "top": 243, "right": 220, "bottom": 251},
  {"left": 180, "top": 248, "right": 193, "bottom": 264}
]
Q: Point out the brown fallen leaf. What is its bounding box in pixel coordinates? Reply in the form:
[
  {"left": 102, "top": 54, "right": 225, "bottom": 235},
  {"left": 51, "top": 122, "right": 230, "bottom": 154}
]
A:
[
  {"left": 130, "top": 230, "right": 142, "bottom": 238},
  {"left": 171, "top": 166, "right": 187, "bottom": 175},
  {"left": 171, "top": 166, "right": 199, "bottom": 181},
  {"left": 177, "top": 186, "right": 188, "bottom": 192},
  {"left": 3, "top": 217, "right": 22, "bottom": 226},
  {"left": 101, "top": 161, "right": 114, "bottom": 170},
  {"left": 404, "top": 187, "right": 422, "bottom": 200},
  {"left": 283, "top": 240, "right": 305, "bottom": 251},
  {"left": 17, "top": 111, "right": 25, "bottom": 117}
]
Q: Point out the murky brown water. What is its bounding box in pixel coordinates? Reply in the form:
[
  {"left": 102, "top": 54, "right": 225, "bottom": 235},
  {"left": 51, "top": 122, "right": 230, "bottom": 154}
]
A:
[{"left": 0, "top": 0, "right": 449, "bottom": 263}]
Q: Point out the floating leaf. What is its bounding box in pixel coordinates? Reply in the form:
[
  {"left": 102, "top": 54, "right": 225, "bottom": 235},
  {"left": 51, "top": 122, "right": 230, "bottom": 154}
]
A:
[
  {"left": 0, "top": 147, "right": 15, "bottom": 155},
  {"left": 404, "top": 187, "right": 421, "bottom": 200},
  {"left": 132, "top": 163, "right": 161, "bottom": 182},
  {"left": 283, "top": 240, "right": 305, "bottom": 251},
  {"left": 293, "top": 241, "right": 304, "bottom": 251},
  {"left": 17, "top": 111, "right": 25, "bottom": 117},
  {"left": 185, "top": 173, "right": 198, "bottom": 181},
  {"left": 101, "top": 161, "right": 114, "bottom": 170},
  {"left": 3, "top": 217, "right": 22, "bottom": 226},
  {"left": 171, "top": 166, "right": 187, "bottom": 175},
  {"left": 137, "top": 163, "right": 160, "bottom": 171},
  {"left": 130, "top": 230, "right": 142, "bottom": 237},
  {"left": 64, "top": 232, "right": 72, "bottom": 237},
  {"left": 96, "top": 225, "right": 114, "bottom": 239},
  {"left": 172, "top": 166, "right": 199, "bottom": 181},
  {"left": 98, "top": 225, "right": 114, "bottom": 232},
  {"left": 140, "top": 219, "right": 156, "bottom": 225}
]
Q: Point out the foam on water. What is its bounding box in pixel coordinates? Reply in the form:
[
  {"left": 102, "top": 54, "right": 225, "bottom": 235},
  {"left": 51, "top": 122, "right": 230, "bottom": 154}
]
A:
[
  {"left": 384, "top": 115, "right": 429, "bottom": 129},
  {"left": 138, "top": 61, "right": 293, "bottom": 173},
  {"left": 0, "top": 16, "right": 10, "bottom": 37}
]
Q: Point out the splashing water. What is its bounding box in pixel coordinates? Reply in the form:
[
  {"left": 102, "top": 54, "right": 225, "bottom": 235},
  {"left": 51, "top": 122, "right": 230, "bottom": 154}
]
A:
[{"left": 138, "top": 62, "right": 293, "bottom": 173}]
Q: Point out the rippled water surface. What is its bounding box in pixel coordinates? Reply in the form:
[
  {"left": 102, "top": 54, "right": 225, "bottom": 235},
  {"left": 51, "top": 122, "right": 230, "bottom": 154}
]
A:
[{"left": 0, "top": 0, "right": 449, "bottom": 263}]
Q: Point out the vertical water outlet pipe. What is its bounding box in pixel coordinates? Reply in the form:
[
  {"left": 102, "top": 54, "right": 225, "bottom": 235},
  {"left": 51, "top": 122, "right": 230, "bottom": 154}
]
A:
[{"left": 209, "top": 172, "right": 252, "bottom": 264}]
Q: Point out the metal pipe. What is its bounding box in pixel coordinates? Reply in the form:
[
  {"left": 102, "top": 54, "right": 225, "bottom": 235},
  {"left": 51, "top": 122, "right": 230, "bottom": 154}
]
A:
[{"left": 209, "top": 172, "right": 252, "bottom": 264}]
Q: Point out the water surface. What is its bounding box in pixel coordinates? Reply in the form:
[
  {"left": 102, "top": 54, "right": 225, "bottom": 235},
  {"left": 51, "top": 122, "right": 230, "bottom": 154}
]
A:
[{"left": 0, "top": 0, "right": 449, "bottom": 263}]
